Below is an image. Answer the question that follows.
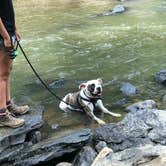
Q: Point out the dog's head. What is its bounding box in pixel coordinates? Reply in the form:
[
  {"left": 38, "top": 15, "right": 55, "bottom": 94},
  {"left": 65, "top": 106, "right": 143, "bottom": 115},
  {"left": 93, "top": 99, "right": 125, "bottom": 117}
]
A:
[{"left": 79, "top": 78, "right": 103, "bottom": 98}]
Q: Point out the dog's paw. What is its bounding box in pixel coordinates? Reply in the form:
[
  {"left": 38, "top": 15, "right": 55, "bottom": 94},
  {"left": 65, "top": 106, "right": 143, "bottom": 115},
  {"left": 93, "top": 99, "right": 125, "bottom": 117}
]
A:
[
  {"left": 113, "top": 113, "right": 121, "bottom": 117},
  {"left": 97, "top": 119, "right": 106, "bottom": 125}
]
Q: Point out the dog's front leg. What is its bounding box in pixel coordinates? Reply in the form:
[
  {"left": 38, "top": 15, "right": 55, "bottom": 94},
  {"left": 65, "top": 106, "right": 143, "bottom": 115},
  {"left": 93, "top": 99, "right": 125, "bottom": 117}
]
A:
[
  {"left": 83, "top": 102, "right": 106, "bottom": 125},
  {"left": 96, "top": 100, "right": 121, "bottom": 117}
]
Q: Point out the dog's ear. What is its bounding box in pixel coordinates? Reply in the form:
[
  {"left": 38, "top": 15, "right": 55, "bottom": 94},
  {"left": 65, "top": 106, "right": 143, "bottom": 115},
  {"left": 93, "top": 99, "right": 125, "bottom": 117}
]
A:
[
  {"left": 79, "top": 83, "right": 86, "bottom": 89},
  {"left": 97, "top": 78, "right": 103, "bottom": 84}
]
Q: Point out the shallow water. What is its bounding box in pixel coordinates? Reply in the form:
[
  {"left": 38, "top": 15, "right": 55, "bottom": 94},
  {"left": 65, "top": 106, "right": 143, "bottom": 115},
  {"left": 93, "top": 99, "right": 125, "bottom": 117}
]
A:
[{"left": 13, "top": 0, "right": 166, "bottom": 138}]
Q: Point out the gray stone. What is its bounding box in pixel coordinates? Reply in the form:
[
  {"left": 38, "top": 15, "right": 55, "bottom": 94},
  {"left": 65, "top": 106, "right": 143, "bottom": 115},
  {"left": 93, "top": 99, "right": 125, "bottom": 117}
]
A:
[
  {"left": 126, "top": 100, "right": 156, "bottom": 112},
  {"left": 120, "top": 82, "right": 138, "bottom": 96},
  {"left": 0, "top": 128, "right": 92, "bottom": 166},
  {"left": 96, "top": 5, "right": 126, "bottom": 17},
  {"left": 94, "top": 108, "right": 166, "bottom": 152},
  {"left": 56, "top": 162, "right": 72, "bottom": 166},
  {"left": 95, "top": 141, "right": 107, "bottom": 153},
  {"left": 73, "top": 146, "right": 97, "bottom": 166},
  {"left": 155, "top": 69, "right": 166, "bottom": 85},
  {"left": 0, "top": 105, "right": 44, "bottom": 153},
  {"left": 49, "top": 78, "right": 66, "bottom": 89},
  {"left": 92, "top": 145, "right": 166, "bottom": 166}
]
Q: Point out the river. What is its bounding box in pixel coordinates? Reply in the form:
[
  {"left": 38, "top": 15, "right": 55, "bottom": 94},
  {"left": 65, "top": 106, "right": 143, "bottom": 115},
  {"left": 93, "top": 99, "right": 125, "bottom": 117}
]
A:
[{"left": 13, "top": 0, "right": 166, "bottom": 138}]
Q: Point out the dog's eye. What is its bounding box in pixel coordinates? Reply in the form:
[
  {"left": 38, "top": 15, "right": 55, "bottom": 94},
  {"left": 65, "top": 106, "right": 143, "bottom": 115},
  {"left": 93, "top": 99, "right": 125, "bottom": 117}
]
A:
[{"left": 88, "top": 84, "right": 95, "bottom": 92}]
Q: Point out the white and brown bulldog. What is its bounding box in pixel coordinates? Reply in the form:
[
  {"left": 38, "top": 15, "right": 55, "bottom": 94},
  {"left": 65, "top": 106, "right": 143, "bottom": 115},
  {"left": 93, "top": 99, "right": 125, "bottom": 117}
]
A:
[{"left": 59, "top": 79, "right": 121, "bottom": 125}]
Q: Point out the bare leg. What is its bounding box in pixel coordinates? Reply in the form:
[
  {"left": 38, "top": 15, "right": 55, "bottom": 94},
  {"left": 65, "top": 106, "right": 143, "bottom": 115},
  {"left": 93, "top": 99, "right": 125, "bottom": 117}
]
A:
[{"left": 0, "top": 50, "right": 12, "bottom": 109}]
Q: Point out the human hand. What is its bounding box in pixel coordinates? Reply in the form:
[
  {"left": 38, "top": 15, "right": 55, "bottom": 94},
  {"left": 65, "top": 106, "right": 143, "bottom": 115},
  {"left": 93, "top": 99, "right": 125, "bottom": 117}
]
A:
[
  {"left": 4, "top": 37, "right": 13, "bottom": 51},
  {"left": 15, "top": 29, "right": 21, "bottom": 41}
]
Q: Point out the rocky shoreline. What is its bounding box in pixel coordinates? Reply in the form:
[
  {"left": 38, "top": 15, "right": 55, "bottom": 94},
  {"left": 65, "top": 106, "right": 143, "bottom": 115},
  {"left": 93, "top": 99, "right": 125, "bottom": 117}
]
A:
[{"left": 0, "top": 69, "right": 165, "bottom": 166}]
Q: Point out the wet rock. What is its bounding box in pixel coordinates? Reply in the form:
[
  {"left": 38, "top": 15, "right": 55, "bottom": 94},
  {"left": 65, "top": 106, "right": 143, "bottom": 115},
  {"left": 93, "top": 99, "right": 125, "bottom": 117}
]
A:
[
  {"left": 155, "top": 69, "right": 166, "bottom": 85},
  {"left": 120, "top": 82, "right": 138, "bottom": 96},
  {"left": 27, "top": 131, "right": 42, "bottom": 144},
  {"left": 115, "top": 98, "right": 127, "bottom": 106},
  {"left": 96, "top": 5, "right": 126, "bottom": 17},
  {"left": 126, "top": 100, "right": 157, "bottom": 112},
  {"left": 94, "top": 108, "right": 166, "bottom": 152},
  {"left": 73, "top": 146, "right": 97, "bottom": 166},
  {"left": 56, "top": 162, "right": 72, "bottom": 166},
  {"left": 51, "top": 124, "right": 59, "bottom": 130},
  {"left": 95, "top": 141, "right": 107, "bottom": 153},
  {"left": 93, "top": 145, "right": 166, "bottom": 166},
  {"left": 49, "top": 78, "right": 66, "bottom": 89},
  {"left": 0, "top": 105, "right": 44, "bottom": 153},
  {"left": 0, "top": 129, "right": 92, "bottom": 165}
]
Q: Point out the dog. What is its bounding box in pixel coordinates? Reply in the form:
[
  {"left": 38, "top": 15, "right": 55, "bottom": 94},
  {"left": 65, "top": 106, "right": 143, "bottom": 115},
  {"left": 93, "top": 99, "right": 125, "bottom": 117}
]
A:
[{"left": 59, "top": 79, "right": 121, "bottom": 125}]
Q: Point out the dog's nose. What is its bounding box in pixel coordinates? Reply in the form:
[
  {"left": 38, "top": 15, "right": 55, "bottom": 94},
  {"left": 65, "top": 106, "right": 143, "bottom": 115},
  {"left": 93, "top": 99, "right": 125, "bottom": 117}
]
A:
[{"left": 97, "top": 87, "right": 101, "bottom": 93}]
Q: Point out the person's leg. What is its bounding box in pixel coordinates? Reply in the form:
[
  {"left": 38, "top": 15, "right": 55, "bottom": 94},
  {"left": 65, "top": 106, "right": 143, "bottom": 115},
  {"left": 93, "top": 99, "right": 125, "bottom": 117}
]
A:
[
  {"left": 0, "top": 49, "right": 25, "bottom": 128},
  {"left": 0, "top": 49, "right": 11, "bottom": 110}
]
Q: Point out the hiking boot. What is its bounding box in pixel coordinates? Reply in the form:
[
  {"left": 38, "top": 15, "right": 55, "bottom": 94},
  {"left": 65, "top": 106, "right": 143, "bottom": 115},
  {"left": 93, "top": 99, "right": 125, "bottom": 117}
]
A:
[
  {"left": 0, "top": 111, "right": 25, "bottom": 128},
  {"left": 7, "top": 101, "right": 29, "bottom": 115}
]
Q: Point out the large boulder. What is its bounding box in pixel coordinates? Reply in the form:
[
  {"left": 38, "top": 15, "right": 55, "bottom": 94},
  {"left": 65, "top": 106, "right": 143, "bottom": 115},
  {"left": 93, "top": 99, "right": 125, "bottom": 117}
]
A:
[
  {"left": 92, "top": 144, "right": 166, "bottom": 166},
  {"left": 0, "top": 105, "right": 44, "bottom": 153},
  {"left": 94, "top": 108, "right": 166, "bottom": 152},
  {"left": 0, "top": 128, "right": 92, "bottom": 166}
]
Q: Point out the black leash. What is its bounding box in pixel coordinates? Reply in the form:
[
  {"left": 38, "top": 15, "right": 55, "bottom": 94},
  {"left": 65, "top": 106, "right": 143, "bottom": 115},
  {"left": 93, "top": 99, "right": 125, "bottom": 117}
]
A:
[{"left": 17, "top": 41, "right": 83, "bottom": 109}]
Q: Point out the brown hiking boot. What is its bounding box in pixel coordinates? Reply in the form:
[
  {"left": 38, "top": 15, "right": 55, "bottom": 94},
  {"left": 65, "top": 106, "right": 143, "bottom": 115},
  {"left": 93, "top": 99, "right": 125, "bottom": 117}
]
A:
[
  {"left": 7, "top": 101, "right": 29, "bottom": 115},
  {"left": 0, "top": 111, "right": 25, "bottom": 128}
]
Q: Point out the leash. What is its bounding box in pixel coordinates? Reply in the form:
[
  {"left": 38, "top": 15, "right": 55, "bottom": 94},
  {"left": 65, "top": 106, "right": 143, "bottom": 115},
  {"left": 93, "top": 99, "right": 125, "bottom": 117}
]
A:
[{"left": 17, "top": 41, "right": 84, "bottom": 109}]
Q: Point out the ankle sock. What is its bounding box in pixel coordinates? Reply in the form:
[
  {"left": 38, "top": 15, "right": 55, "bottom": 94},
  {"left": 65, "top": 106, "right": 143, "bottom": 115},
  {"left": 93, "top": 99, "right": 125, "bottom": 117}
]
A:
[
  {"left": 6, "top": 100, "right": 12, "bottom": 106},
  {"left": 0, "top": 108, "right": 7, "bottom": 115}
]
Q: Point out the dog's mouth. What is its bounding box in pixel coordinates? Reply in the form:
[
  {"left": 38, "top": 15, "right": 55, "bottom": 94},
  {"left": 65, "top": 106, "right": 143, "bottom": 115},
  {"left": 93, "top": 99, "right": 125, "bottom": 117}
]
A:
[{"left": 91, "top": 92, "right": 102, "bottom": 97}]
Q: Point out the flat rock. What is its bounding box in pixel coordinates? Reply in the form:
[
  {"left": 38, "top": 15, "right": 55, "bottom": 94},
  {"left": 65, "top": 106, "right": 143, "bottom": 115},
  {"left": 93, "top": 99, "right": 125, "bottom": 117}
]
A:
[
  {"left": 0, "top": 128, "right": 92, "bottom": 165},
  {"left": 0, "top": 105, "right": 44, "bottom": 153}
]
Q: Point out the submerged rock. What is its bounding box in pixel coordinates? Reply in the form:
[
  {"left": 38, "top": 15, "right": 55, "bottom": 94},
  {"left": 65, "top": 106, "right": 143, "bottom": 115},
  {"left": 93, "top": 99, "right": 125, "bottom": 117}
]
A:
[
  {"left": 120, "top": 82, "right": 138, "bottom": 96},
  {"left": 155, "top": 69, "right": 166, "bottom": 85},
  {"left": 49, "top": 78, "right": 66, "bottom": 89},
  {"left": 0, "top": 105, "right": 44, "bottom": 153},
  {"left": 96, "top": 5, "right": 126, "bottom": 17}
]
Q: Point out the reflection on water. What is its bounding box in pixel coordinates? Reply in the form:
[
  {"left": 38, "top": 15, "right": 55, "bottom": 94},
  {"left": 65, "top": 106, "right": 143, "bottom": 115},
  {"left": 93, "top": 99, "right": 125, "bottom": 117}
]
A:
[{"left": 12, "top": 0, "right": 166, "bottom": 138}]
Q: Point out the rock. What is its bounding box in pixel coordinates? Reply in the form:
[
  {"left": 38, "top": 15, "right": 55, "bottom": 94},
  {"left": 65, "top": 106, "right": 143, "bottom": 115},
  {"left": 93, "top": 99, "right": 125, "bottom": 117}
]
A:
[
  {"left": 95, "top": 141, "right": 107, "bottom": 153},
  {"left": 120, "top": 82, "right": 138, "bottom": 96},
  {"left": 27, "top": 131, "right": 42, "bottom": 144},
  {"left": 163, "top": 95, "right": 166, "bottom": 104},
  {"left": 49, "top": 78, "right": 66, "bottom": 89},
  {"left": 155, "top": 69, "right": 166, "bottom": 85},
  {"left": 115, "top": 98, "right": 127, "bottom": 106},
  {"left": 56, "top": 162, "right": 72, "bottom": 166},
  {"left": 96, "top": 5, "right": 126, "bottom": 17},
  {"left": 0, "top": 128, "right": 92, "bottom": 165},
  {"left": 51, "top": 124, "right": 59, "bottom": 130},
  {"left": 126, "top": 100, "right": 157, "bottom": 112},
  {"left": 73, "top": 146, "right": 97, "bottom": 166},
  {"left": 0, "top": 105, "right": 44, "bottom": 153},
  {"left": 92, "top": 145, "right": 166, "bottom": 166},
  {"left": 94, "top": 108, "right": 166, "bottom": 152}
]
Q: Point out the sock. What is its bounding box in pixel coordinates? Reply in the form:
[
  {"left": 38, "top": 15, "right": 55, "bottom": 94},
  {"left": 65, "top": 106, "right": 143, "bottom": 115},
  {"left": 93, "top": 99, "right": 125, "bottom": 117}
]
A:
[
  {"left": 0, "top": 108, "right": 7, "bottom": 116},
  {"left": 6, "top": 100, "right": 12, "bottom": 106}
]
